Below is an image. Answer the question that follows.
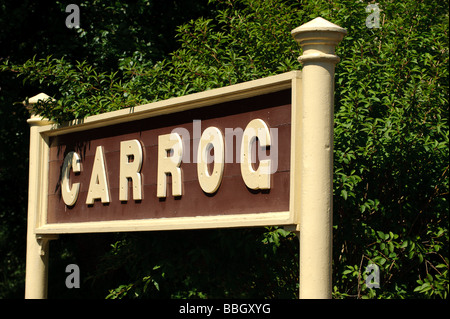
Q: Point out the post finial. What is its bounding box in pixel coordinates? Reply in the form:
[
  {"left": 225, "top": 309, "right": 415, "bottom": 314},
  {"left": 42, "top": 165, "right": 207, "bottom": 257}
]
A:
[
  {"left": 291, "top": 17, "right": 347, "bottom": 64},
  {"left": 23, "top": 93, "right": 55, "bottom": 126}
]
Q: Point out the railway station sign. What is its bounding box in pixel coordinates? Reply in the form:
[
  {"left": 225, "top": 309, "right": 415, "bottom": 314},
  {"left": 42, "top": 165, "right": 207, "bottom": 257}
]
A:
[
  {"left": 25, "top": 17, "right": 346, "bottom": 299},
  {"left": 30, "top": 71, "right": 301, "bottom": 234}
]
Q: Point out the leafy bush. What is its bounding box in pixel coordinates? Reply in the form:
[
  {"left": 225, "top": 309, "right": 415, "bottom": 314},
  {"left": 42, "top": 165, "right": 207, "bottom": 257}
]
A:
[{"left": 1, "top": 0, "right": 448, "bottom": 298}]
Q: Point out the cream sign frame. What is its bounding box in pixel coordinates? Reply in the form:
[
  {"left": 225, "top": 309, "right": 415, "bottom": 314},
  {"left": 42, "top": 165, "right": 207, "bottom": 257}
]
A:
[
  {"left": 29, "top": 71, "right": 301, "bottom": 235},
  {"left": 25, "top": 17, "right": 346, "bottom": 299}
]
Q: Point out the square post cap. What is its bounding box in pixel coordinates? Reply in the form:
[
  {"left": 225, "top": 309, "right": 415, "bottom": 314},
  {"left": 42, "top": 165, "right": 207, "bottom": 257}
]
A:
[{"left": 23, "top": 93, "right": 55, "bottom": 126}]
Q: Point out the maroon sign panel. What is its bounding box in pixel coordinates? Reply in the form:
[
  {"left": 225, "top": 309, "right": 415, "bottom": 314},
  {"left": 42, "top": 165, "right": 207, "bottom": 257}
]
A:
[{"left": 47, "top": 89, "right": 291, "bottom": 225}]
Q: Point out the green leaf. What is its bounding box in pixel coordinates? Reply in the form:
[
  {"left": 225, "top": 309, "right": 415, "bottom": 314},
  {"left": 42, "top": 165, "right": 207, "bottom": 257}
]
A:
[
  {"left": 388, "top": 242, "right": 394, "bottom": 253},
  {"left": 377, "top": 231, "right": 385, "bottom": 239}
]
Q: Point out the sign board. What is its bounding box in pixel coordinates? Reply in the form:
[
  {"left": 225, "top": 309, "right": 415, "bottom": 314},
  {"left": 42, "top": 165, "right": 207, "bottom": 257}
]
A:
[{"left": 31, "top": 71, "right": 302, "bottom": 234}]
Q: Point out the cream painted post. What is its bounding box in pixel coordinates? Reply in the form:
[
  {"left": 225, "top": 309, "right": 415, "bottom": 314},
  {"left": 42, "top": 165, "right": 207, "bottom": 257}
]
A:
[
  {"left": 291, "top": 18, "right": 346, "bottom": 299},
  {"left": 25, "top": 94, "right": 57, "bottom": 299}
]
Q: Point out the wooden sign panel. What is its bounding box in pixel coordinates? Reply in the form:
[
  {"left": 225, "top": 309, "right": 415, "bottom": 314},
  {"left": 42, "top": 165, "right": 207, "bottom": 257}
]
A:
[{"left": 32, "top": 71, "right": 302, "bottom": 234}]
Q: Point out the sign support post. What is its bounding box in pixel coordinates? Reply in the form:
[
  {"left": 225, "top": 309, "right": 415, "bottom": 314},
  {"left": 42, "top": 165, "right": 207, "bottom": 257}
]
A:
[
  {"left": 25, "top": 95, "right": 57, "bottom": 299},
  {"left": 291, "top": 18, "right": 346, "bottom": 299}
]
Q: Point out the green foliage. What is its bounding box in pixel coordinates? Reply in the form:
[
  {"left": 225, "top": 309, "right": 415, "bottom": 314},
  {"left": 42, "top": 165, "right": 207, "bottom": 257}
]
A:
[
  {"left": 88, "top": 229, "right": 298, "bottom": 299},
  {"left": 1, "top": 0, "right": 448, "bottom": 299},
  {"left": 2, "top": 0, "right": 301, "bottom": 122},
  {"left": 1, "top": 57, "right": 146, "bottom": 122},
  {"left": 329, "top": 0, "right": 449, "bottom": 298}
]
